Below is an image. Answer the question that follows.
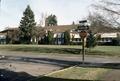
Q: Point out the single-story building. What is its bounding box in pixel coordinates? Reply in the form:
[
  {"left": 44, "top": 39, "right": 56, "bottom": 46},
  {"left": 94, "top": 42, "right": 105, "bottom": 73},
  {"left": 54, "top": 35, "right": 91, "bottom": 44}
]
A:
[
  {"left": 97, "top": 32, "right": 120, "bottom": 45},
  {"left": 0, "top": 25, "right": 120, "bottom": 45},
  {"left": 0, "top": 28, "right": 19, "bottom": 44}
]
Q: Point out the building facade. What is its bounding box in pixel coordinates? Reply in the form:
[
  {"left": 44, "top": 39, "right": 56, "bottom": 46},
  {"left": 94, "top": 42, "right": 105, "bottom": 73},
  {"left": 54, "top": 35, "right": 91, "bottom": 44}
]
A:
[
  {"left": 0, "top": 33, "right": 6, "bottom": 44},
  {"left": 97, "top": 33, "right": 120, "bottom": 45},
  {"left": 0, "top": 25, "right": 120, "bottom": 45}
]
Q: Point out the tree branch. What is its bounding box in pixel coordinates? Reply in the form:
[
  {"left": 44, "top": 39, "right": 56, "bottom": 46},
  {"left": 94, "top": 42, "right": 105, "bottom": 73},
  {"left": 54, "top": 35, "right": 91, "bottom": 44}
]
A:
[{"left": 93, "top": 4, "right": 120, "bottom": 15}]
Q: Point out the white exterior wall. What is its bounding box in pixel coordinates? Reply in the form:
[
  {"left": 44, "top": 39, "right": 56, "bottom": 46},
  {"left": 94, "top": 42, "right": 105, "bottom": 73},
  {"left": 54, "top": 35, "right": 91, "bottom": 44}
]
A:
[
  {"left": 0, "top": 35, "right": 6, "bottom": 39},
  {"left": 70, "top": 33, "right": 80, "bottom": 39},
  {"left": 97, "top": 33, "right": 119, "bottom": 43},
  {"left": 70, "top": 33, "right": 81, "bottom": 43},
  {"left": 101, "top": 33, "right": 117, "bottom": 38},
  {"left": 54, "top": 33, "right": 64, "bottom": 38}
]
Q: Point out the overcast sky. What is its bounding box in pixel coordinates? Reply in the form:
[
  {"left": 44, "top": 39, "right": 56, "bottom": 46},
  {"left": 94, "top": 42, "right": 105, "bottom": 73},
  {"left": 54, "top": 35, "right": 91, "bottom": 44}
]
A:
[{"left": 0, "top": 0, "right": 95, "bottom": 30}]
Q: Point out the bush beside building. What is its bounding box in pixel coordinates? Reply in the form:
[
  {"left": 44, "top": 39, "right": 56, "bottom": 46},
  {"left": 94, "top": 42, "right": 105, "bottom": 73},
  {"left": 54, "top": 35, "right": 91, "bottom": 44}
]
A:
[{"left": 0, "top": 25, "right": 120, "bottom": 46}]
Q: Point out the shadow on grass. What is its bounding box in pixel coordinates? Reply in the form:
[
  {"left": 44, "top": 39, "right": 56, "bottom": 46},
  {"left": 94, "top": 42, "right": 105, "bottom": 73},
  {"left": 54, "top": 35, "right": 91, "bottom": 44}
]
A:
[
  {"left": 0, "top": 69, "right": 36, "bottom": 81},
  {"left": 11, "top": 47, "right": 116, "bottom": 56},
  {"left": 31, "top": 76, "right": 102, "bottom": 81},
  {"left": 11, "top": 47, "right": 81, "bottom": 54},
  {"left": 78, "top": 62, "right": 120, "bottom": 70},
  {"left": 0, "top": 69, "right": 101, "bottom": 81}
]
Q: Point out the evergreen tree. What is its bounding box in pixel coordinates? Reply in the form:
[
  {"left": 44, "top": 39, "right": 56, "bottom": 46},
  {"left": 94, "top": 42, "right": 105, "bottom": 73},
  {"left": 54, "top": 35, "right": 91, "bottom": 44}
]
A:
[
  {"left": 64, "top": 31, "right": 70, "bottom": 45},
  {"left": 86, "top": 31, "right": 97, "bottom": 49},
  {"left": 45, "top": 14, "right": 57, "bottom": 26},
  {"left": 47, "top": 31, "right": 53, "bottom": 44},
  {"left": 43, "top": 35, "right": 48, "bottom": 44},
  {"left": 19, "top": 5, "right": 36, "bottom": 44}
]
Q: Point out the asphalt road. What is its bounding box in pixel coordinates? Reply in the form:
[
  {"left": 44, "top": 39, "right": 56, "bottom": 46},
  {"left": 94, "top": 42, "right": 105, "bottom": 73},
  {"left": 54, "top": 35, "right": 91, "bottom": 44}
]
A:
[{"left": 0, "top": 51, "right": 120, "bottom": 78}]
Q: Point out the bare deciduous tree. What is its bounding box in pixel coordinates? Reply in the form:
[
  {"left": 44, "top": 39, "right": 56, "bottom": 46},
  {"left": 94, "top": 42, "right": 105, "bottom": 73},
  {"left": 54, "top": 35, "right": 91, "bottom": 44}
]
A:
[
  {"left": 39, "top": 12, "right": 48, "bottom": 27},
  {"left": 92, "top": 0, "right": 120, "bottom": 27},
  {"left": 88, "top": 12, "right": 111, "bottom": 33}
]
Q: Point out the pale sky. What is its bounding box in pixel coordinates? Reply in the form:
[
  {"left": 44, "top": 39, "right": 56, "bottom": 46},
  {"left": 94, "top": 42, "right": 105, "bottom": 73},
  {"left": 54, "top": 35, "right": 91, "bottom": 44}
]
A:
[{"left": 0, "top": 0, "right": 95, "bottom": 31}]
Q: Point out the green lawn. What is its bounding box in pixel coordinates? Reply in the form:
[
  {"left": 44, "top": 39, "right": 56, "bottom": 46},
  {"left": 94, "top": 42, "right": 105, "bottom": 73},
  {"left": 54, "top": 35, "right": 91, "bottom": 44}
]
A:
[
  {"left": 92, "top": 46, "right": 120, "bottom": 54},
  {"left": 89, "top": 46, "right": 120, "bottom": 56},
  {"left": 31, "top": 77, "right": 99, "bottom": 81},
  {"left": 0, "top": 45, "right": 81, "bottom": 54},
  {"left": 0, "top": 45, "right": 120, "bottom": 56},
  {"left": 31, "top": 67, "right": 111, "bottom": 81},
  {"left": 47, "top": 67, "right": 109, "bottom": 80}
]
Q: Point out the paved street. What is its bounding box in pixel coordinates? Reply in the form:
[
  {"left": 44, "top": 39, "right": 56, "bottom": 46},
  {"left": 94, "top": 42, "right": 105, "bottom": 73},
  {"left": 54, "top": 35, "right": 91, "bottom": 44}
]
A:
[
  {"left": 0, "top": 51, "right": 120, "bottom": 76},
  {"left": 0, "top": 51, "right": 120, "bottom": 81}
]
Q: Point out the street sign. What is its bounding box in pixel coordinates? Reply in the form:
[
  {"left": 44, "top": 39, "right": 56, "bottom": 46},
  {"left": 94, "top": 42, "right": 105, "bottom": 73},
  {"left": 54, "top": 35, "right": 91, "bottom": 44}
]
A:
[
  {"left": 79, "top": 20, "right": 87, "bottom": 23},
  {"left": 77, "top": 20, "right": 89, "bottom": 65},
  {"left": 80, "top": 30, "right": 87, "bottom": 39},
  {"left": 78, "top": 25, "right": 89, "bottom": 30}
]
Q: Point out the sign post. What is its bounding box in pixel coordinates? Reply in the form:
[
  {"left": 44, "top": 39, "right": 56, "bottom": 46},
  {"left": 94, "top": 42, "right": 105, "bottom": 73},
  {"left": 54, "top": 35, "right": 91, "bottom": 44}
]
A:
[
  {"left": 77, "top": 20, "right": 89, "bottom": 64},
  {"left": 80, "top": 30, "right": 87, "bottom": 64}
]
